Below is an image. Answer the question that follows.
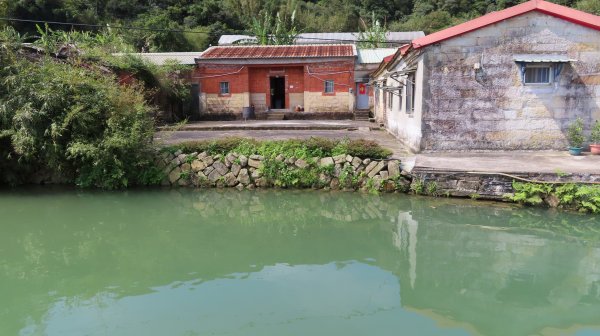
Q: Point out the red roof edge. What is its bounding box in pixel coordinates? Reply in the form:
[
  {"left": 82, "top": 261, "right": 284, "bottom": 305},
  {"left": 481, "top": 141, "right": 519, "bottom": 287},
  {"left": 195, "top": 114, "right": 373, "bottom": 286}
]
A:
[{"left": 412, "top": 0, "right": 600, "bottom": 49}]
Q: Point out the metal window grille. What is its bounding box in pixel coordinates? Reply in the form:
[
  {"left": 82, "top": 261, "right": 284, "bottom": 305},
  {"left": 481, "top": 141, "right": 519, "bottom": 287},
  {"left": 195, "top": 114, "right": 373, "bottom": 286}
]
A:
[
  {"left": 220, "top": 82, "right": 230, "bottom": 94},
  {"left": 524, "top": 66, "right": 551, "bottom": 84},
  {"left": 324, "top": 80, "right": 334, "bottom": 93}
]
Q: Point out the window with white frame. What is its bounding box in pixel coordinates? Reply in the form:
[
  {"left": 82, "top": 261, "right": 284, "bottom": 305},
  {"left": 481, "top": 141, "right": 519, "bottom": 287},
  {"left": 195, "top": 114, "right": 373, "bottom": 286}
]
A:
[
  {"left": 220, "top": 82, "right": 230, "bottom": 94},
  {"left": 324, "top": 80, "right": 334, "bottom": 93},
  {"left": 524, "top": 64, "right": 553, "bottom": 84}
]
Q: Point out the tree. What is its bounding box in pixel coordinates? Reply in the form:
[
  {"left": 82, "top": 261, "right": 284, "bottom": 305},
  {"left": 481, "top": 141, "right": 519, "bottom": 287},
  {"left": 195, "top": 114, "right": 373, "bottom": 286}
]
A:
[
  {"left": 249, "top": 9, "right": 300, "bottom": 45},
  {"left": 357, "top": 13, "right": 388, "bottom": 49}
]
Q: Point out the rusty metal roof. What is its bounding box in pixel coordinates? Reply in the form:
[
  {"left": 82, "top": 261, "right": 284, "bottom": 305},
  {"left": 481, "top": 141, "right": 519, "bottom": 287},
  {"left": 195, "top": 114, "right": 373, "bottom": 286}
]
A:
[
  {"left": 199, "top": 45, "right": 356, "bottom": 59},
  {"left": 412, "top": 0, "right": 600, "bottom": 49}
]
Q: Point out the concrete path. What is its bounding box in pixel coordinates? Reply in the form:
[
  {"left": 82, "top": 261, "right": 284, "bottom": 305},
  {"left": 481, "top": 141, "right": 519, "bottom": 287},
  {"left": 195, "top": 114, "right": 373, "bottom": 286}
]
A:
[
  {"left": 161, "top": 120, "right": 378, "bottom": 131},
  {"left": 155, "top": 128, "right": 411, "bottom": 158},
  {"left": 414, "top": 151, "right": 600, "bottom": 174}
]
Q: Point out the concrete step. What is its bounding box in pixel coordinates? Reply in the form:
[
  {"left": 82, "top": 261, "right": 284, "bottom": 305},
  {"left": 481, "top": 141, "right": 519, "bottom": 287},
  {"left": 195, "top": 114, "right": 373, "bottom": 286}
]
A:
[
  {"left": 354, "top": 110, "right": 371, "bottom": 121},
  {"left": 266, "top": 113, "right": 286, "bottom": 120}
]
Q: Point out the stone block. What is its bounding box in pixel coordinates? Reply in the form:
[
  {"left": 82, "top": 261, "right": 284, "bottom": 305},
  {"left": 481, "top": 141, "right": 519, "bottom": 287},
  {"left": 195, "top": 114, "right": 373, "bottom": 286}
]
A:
[
  {"left": 223, "top": 172, "right": 238, "bottom": 187},
  {"left": 345, "top": 155, "right": 353, "bottom": 162},
  {"left": 319, "top": 157, "right": 334, "bottom": 167},
  {"left": 330, "top": 178, "right": 340, "bottom": 190},
  {"left": 364, "top": 161, "right": 378, "bottom": 175},
  {"left": 238, "top": 169, "right": 251, "bottom": 185},
  {"left": 333, "top": 154, "right": 346, "bottom": 164},
  {"left": 367, "top": 161, "right": 385, "bottom": 178},
  {"left": 295, "top": 159, "right": 309, "bottom": 169},
  {"left": 201, "top": 155, "right": 214, "bottom": 166},
  {"left": 180, "top": 163, "right": 191, "bottom": 172},
  {"left": 191, "top": 160, "right": 206, "bottom": 172},
  {"left": 379, "top": 171, "right": 389, "bottom": 180},
  {"left": 239, "top": 155, "right": 248, "bottom": 167},
  {"left": 208, "top": 169, "right": 222, "bottom": 183},
  {"left": 168, "top": 167, "right": 181, "bottom": 184},
  {"left": 387, "top": 160, "right": 400, "bottom": 178},
  {"left": 231, "top": 163, "right": 241, "bottom": 177},
  {"left": 213, "top": 161, "right": 229, "bottom": 175},
  {"left": 248, "top": 158, "right": 262, "bottom": 169},
  {"left": 351, "top": 157, "right": 362, "bottom": 168}
]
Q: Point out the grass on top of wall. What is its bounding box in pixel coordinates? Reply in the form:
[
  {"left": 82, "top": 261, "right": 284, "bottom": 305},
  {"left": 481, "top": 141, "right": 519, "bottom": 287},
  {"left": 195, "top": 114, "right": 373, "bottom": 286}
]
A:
[{"left": 161, "top": 137, "right": 393, "bottom": 160}]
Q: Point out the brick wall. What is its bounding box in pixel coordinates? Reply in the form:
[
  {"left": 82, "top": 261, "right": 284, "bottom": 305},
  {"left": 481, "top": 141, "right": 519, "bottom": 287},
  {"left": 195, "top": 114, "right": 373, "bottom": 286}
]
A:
[{"left": 195, "top": 60, "right": 355, "bottom": 114}]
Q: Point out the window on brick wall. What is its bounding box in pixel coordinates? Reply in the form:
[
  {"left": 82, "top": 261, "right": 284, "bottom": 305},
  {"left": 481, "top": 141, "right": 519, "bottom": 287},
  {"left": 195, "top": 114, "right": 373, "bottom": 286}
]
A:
[
  {"left": 324, "top": 80, "right": 334, "bottom": 93},
  {"left": 220, "top": 82, "right": 230, "bottom": 95}
]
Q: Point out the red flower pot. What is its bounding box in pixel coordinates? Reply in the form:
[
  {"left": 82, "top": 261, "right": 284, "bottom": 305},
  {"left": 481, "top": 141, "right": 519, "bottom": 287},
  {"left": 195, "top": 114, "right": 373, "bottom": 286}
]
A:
[{"left": 590, "top": 144, "right": 600, "bottom": 155}]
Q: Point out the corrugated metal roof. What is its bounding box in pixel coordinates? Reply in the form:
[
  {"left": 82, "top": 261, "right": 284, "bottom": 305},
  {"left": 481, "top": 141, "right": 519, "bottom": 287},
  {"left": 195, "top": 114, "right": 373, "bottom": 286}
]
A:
[
  {"left": 514, "top": 54, "right": 575, "bottom": 62},
  {"left": 356, "top": 48, "right": 397, "bottom": 64},
  {"left": 413, "top": 0, "right": 600, "bottom": 49},
  {"left": 112, "top": 52, "right": 201, "bottom": 65},
  {"left": 199, "top": 45, "right": 355, "bottom": 59},
  {"left": 218, "top": 32, "right": 425, "bottom": 45}
]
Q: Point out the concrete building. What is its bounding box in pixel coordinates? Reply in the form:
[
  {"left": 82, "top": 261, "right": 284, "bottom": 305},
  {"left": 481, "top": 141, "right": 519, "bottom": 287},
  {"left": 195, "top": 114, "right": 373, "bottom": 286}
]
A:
[
  {"left": 372, "top": 0, "right": 600, "bottom": 152},
  {"left": 355, "top": 48, "right": 398, "bottom": 111},
  {"left": 218, "top": 32, "right": 424, "bottom": 47},
  {"left": 194, "top": 44, "right": 357, "bottom": 118}
]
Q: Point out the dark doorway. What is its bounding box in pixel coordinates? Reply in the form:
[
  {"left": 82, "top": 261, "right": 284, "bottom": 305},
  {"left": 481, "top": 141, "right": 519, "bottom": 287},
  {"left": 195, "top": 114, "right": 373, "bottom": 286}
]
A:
[{"left": 270, "top": 77, "right": 285, "bottom": 109}]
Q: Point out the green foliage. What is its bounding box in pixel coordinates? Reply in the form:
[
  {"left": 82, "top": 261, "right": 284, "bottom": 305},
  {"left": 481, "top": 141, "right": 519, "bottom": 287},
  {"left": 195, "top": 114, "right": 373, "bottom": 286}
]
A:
[
  {"left": 426, "top": 181, "right": 438, "bottom": 196},
  {"left": 590, "top": 120, "right": 600, "bottom": 144},
  {"left": 357, "top": 12, "right": 388, "bottom": 49},
  {"left": 4, "top": 0, "right": 594, "bottom": 52},
  {"left": 0, "top": 45, "right": 159, "bottom": 188},
  {"left": 508, "top": 181, "right": 600, "bottom": 213},
  {"left": 576, "top": 0, "right": 600, "bottom": 15},
  {"left": 509, "top": 181, "right": 553, "bottom": 205},
  {"left": 165, "top": 137, "right": 392, "bottom": 159},
  {"left": 410, "top": 179, "right": 424, "bottom": 194},
  {"left": 567, "top": 117, "right": 585, "bottom": 148},
  {"left": 248, "top": 9, "right": 299, "bottom": 45}
]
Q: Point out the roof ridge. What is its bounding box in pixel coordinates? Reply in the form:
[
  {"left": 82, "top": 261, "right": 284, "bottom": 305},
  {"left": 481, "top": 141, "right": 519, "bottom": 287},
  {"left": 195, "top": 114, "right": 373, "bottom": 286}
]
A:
[{"left": 412, "top": 0, "right": 600, "bottom": 49}]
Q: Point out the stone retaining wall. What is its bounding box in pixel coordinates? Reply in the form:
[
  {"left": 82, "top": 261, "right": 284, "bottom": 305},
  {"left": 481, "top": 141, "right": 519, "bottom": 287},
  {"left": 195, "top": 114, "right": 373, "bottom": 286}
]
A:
[
  {"left": 411, "top": 168, "right": 600, "bottom": 200},
  {"left": 156, "top": 151, "right": 410, "bottom": 192}
]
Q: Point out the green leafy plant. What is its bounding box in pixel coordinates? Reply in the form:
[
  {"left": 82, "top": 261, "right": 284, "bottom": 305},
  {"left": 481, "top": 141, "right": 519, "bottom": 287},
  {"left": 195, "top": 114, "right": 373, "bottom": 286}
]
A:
[
  {"left": 567, "top": 117, "right": 585, "bottom": 148},
  {"left": 410, "top": 179, "right": 424, "bottom": 195},
  {"left": 590, "top": 120, "right": 600, "bottom": 144}
]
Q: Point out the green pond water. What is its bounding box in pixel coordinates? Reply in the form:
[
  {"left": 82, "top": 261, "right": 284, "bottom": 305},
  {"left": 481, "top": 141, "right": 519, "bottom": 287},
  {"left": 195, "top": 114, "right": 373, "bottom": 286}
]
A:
[{"left": 1, "top": 188, "right": 600, "bottom": 336}]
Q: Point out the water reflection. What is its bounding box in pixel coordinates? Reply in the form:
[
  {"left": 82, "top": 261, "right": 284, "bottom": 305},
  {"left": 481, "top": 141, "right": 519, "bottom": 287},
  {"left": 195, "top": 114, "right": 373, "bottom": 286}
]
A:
[{"left": 0, "top": 188, "right": 599, "bottom": 336}]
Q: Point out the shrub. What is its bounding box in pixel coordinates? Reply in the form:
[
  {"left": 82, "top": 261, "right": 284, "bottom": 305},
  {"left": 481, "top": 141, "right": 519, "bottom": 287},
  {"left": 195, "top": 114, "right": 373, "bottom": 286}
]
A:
[
  {"left": 0, "top": 54, "right": 159, "bottom": 188},
  {"left": 590, "top": 120, "right": 600, "bottom": 144},
  {"left": 164, "top": 137, "right": 392, "bottom": 159},
  {"left": 567, "top": 117, "right": 585, "bottom": 148}
]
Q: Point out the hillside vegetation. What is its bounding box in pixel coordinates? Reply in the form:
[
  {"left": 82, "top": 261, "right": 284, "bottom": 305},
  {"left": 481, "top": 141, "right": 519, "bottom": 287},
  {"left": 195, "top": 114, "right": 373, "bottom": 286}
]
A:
[{"left": 2, "top": 0, "right": 599, "bottom": 52}]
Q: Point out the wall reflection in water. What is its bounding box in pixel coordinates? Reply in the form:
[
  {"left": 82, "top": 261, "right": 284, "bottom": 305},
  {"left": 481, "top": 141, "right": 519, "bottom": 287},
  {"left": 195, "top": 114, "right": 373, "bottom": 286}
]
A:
[{"left": 0, "top": 188, "right": 599, "bottom": 336}]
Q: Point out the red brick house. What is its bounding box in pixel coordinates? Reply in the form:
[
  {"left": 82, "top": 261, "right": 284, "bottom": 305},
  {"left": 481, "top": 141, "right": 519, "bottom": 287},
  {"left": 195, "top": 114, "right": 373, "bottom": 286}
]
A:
[{"left": 194, "top": 45, "right": 356, "bottom": 118}]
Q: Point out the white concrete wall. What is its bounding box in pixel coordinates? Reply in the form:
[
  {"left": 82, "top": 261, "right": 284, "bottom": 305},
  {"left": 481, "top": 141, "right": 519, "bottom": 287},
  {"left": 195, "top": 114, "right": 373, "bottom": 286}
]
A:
[{"left": 380, "top": 55, "right": 425, "bottom": 152}]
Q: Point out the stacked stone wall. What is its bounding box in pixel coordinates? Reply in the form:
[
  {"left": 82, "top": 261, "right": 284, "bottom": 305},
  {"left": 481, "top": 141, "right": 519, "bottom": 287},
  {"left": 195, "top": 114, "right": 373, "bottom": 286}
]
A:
[{"left": 156, "top": 151, "right": 409, "bottom": 192}]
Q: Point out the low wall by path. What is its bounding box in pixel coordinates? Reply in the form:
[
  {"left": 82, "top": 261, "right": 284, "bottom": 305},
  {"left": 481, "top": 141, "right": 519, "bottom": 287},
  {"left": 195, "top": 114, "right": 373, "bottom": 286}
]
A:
[
  {"left": 410, "top": 168, "right": 600, "bottom": 201},
  {"left": 156, "top": 151, "right": 411, "bottom": 192}
]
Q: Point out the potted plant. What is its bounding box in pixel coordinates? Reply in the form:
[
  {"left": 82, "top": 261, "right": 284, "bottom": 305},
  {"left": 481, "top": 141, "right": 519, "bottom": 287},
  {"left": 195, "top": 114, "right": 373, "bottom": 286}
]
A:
[
  {"left": 567, "top": 117, "right": 585, "bottom": 156},
  {"left": 590, "top": 121, "right": 600, "bottom": 155}
]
